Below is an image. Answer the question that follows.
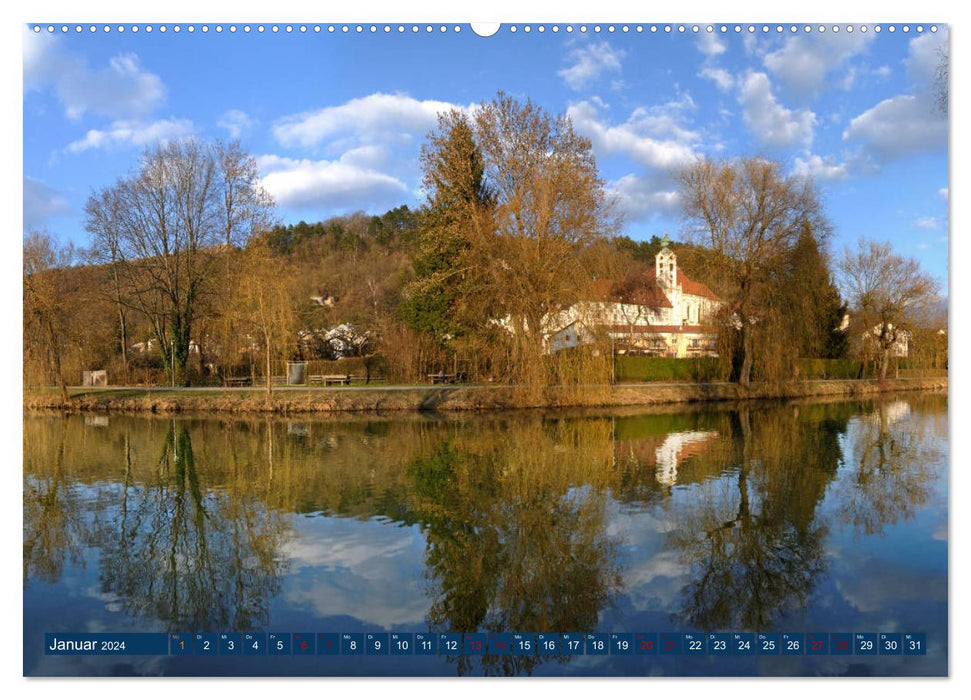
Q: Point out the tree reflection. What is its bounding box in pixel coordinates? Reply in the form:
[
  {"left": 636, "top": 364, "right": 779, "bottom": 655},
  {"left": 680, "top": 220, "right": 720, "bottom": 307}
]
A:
[
  {"left": 94, "top": 422, "right": 290, "bottom": 631},
  {"left": 835, "top": 399, "right": 941, "bottom": 536},
  {"left": 23, "top": 419, "right": 88, "bottom": 584},
  {"left": 407, "top": 418, "right": 622, "bottom": 676},
  {"left": 666, "top": 405, "right": 848, "bottom": 631}
]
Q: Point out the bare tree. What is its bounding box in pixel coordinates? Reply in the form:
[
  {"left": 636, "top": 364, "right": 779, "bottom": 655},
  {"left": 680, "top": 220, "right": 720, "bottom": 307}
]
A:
[
  {"left": 84, "top": 187, "right": 131, "bottom": 382},
  {"left": 678, "top": 157, "right": 829, "bottom": 385},
  {"left": 23, "top": 231, "right": 75, "bottom": 399},
  {"left": 838, "top": 239, "right": 940, "bottom": 381},
  {"left": 84, "top": 139, "right": 275, "bottom": 384}
]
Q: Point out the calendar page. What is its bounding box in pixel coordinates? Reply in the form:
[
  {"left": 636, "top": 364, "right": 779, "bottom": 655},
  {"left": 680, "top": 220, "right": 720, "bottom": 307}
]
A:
[{"left": 22, "top": 16, "right": 949, "bottom": 682}]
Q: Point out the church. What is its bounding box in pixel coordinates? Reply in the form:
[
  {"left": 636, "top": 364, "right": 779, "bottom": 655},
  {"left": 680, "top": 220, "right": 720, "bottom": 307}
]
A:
[{"left": 548, "top": 236, "right": 722, "bottom": 358}]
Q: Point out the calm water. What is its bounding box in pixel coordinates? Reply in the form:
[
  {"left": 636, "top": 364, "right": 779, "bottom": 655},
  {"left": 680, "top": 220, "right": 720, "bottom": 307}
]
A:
[{"left": 23, "top": 394, "right": 948, "bottom": 676}]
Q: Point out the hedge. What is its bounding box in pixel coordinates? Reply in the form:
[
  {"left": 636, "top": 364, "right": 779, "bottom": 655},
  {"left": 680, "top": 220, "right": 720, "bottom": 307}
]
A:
[
  {"left": 615, "top": 356, "right": 864, "bottom": 382},
  {"left": 614, "top": 356, "right": 725, "bottom": 382}
]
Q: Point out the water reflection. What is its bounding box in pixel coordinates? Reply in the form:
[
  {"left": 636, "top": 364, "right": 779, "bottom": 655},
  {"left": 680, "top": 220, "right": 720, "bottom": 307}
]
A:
[{"left": 23, "top": 393, "right": 947, "bottom": 676}]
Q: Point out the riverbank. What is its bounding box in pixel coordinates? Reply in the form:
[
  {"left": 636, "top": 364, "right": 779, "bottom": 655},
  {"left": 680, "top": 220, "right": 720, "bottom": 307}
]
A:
[{"left": 23, "top": 377, "right": 947, "bottom": 415}]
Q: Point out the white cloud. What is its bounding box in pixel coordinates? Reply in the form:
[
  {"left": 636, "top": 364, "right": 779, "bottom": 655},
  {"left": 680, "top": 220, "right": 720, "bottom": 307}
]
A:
[
  {"left": 906, "top": 29, "right": 948, "bottom": 92},
  {"left": 567, "top": 98, "right": 700, "bottom": 223},
  {"left": 696, "top": 32, "right": 726, "bottom": 58},
  {"left": 559, "top": 42, "right": 625, "bottom": 91},
  {"left": 763, "top": 31, "right": 875, "bottom": 97},
  {"left": 217, "top": 109, "right": 256, "bottom": 139},
  {"left": 608, "top": 172, "right": 681, "bottom": 222},
  {"left": 567, "top": 98, "right": 700, "bottom": 171},
  {"left": 939, "top": 187, "right": 948, "bottom": 201},
  {"left": 699, "top": 67, "right": 734, "bottom": 92},
  {"left": 915, "top": 217, "right": 943, "bottom": 230},
  {"left": 337, "top": 144, "right": 391, "bottom": 170},
  {"left": 23, "top": 28, "right": 165, "bottom": 120},
  {"left": 841, "top": 31, "right": 948, "bottom": 167},
  {"left": 65, "top": 118, "right": 195, "bottom": 153},
  {"left": 23, "top": 176, "right": 70, "bottom": 230},
  {"left": 792, "top": 154, "right": 849, "bottom": 182},
  {"left": 842, "top": 95, "right": 946, "bottom": 161},
  {"left": 256, "top": 154, "right": 408, "bottom": 210},
  {"left": 273, "top": 93, "right": 463, "bottom": 150},
  {"left": 737, "top": 72, "right": 816, "bottom": 149}
]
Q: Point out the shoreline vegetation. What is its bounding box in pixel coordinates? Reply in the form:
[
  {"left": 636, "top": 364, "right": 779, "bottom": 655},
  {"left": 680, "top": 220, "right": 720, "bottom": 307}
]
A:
[{"left": 23, "top": 377, "right": 947, "bottom": 416}]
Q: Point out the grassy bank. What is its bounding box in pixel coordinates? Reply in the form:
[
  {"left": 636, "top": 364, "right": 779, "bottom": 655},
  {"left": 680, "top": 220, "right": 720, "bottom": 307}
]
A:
[{"left": 23, "top": 377, "right": 947, "bottom": 416}]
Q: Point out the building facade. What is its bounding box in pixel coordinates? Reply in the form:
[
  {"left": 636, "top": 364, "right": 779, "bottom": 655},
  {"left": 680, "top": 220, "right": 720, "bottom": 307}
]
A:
[{"left": 548, "top": 237, "right": 721, "bottom": 358}]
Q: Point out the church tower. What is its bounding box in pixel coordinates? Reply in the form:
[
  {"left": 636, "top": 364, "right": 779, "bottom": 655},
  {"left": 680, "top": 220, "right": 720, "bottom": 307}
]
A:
[{"left": 655, "top": 232, "right": 677, "bottom": 292}]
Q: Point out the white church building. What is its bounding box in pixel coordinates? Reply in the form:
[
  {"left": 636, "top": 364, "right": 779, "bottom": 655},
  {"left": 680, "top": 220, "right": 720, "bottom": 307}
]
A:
[{"left": 548, "top": 236, "right": 721, "bottom": 358}]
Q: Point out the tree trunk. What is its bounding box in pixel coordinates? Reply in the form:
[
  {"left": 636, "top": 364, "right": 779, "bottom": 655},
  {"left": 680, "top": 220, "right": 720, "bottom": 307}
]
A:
[
  {"left": 739, "top": 322, "right": 754, "bottom": 386},
  {"left": 47, "top": 320, "right": 68, "bottom": 402},
  {"left": 264, "top": 332, "right": 273, "bottom": 396},
  {"left": 119, "top": 313, "right": 129, "bottom": 384},
  {"left": 878, "top": 347, "right": 890, "bottom": 381}
]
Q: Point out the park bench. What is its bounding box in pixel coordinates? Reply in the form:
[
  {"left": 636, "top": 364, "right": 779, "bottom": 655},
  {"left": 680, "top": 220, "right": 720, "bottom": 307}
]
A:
[
  {"left": 428, "top": 373, "right": 457, "bottom": 384},
  {"left": 322, "top": 373, "right": 352, "bottom": 386},
  {"left": 225, "top": 376, "right": 252, "bottom": 387}
]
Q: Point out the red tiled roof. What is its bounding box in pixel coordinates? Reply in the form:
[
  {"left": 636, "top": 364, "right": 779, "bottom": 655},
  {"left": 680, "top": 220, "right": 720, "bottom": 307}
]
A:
[
  {"left": 644, "top": 268, "right": 720, "bottom": 301},
  {"left": 591, "top": 278, "right": 673, "bottom": 308}
]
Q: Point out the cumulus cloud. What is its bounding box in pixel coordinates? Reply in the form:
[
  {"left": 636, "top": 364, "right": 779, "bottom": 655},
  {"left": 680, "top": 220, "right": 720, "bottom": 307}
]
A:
[
  {"left": 217, "top": 109, "right": 256, "bottom": 139},
  {"left": 842, "top": 30, "right": 948, "bottom": 167},
  {"left": 792, "top": 154, "right": 850, "bottom": 182},
  {"left": 738, "top": 72, "right": 816, "bottom": 149},
  {"left": 256, "top": 154, "right": 408, "bottom": 210},
  {"left": 558, "top": 42, "right": 625, "bottom": 91},
  {"left": 906, "top": 29, "right": 948, "bottom": 92},
  {"left": 567, "top": 97, "right": 700, "bottom": 223},
  {"left": 842, "top": 95, "right": 946, "bottom": 161},
  {"left": 23, "top": 176, "right": 70, "bottom": 230},
  {"left": 65, "top": 118, "right": 195, "bottom": 153},
  {"left": 939, "top": 187, "right": 948, "bottom": 200},
  {"left": 607, "top": 172, "right": 681, "bottom": 222},
  {"left": 763, "top": 31, "right": 876, "bottom": 98},
  {"left": 567, "top": 98, "right": 700, "bottom": 171},
  {"left": 23, "top": 28, "right": 165, "bottom": 120},
  {"left": 273, "top": 93, "right": 463, "bottom": 150}
]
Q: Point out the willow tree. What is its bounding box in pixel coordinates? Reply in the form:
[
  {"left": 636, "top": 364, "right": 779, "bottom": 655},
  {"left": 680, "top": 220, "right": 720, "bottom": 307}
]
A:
[
  {"left": 84, "top": 139, "right": 274, "bottom": 384},
  {"left": 678, "top": 157, "right": 829, "bottom": 385},
  {"left": 228, "top": 237, "right": 298, "bottom": 394},
  {"left": 471, "top": 92, "right": 616, "bottom": 385}
]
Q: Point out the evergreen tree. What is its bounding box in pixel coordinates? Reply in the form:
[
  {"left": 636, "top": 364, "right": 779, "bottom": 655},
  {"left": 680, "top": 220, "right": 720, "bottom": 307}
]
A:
[
  {"left": 786, "top": 223, "right": 848, "bottom": 359},
  {"left": 401, "top": 111, "right": 493, "bottom": 343}
]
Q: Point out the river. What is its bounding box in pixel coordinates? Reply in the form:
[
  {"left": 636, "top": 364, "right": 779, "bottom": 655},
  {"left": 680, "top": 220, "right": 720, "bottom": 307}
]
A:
[{"left": 23, "top": 393, "right": 948, "bottom": 676}]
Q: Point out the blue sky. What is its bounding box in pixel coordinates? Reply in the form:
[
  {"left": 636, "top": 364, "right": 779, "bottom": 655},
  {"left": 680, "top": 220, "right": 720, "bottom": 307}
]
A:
[{"left": 23, "top": 23, "right": 949, "bottom": 287}]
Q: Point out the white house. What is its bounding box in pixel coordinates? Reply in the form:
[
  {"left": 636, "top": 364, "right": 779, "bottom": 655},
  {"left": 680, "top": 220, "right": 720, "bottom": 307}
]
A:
[{"left": 548, "top": 236, "right": 722, "bottom": 358}]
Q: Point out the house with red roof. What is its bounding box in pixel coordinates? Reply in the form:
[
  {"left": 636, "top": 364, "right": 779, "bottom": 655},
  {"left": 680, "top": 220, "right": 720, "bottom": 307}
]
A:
[{"left": 548, "top": 235, "right": 722, "bottom": 358}]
